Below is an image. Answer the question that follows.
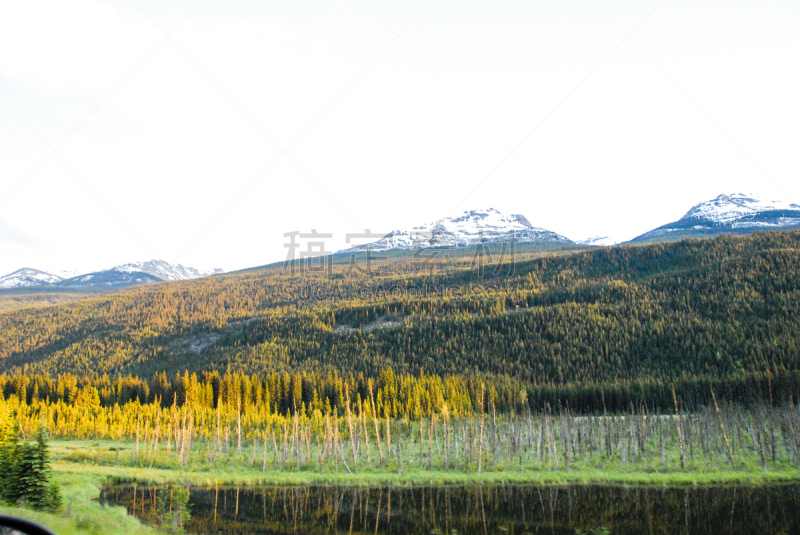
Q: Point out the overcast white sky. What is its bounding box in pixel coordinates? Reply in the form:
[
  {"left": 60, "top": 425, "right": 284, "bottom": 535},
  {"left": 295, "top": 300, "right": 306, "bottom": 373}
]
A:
[{"left": 1, "top": 0, "right": 799, "bottom": 275}]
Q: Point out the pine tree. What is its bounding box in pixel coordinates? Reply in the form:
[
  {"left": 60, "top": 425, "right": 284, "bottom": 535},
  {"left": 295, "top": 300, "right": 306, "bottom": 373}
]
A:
[
  {"left": 35, "top": 426, "right": 62, "bottom": 511},
  {"left": 11, "top": 441, "right": 44, "bottom": 507},
  {"left": 3, "top": 425, "right": 61, "bottom": 511}
]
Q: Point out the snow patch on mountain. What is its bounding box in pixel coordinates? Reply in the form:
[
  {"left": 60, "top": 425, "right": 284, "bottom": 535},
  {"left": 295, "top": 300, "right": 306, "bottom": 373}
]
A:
[
  {"left": 576, "top": 236, "right": 617, "bottom": 246},
  {"left": 0, "top": 269, "right": 60, "bottom": 288},
  {"left": 682, "top": 193, "right": 800, "bottom": 225},
  {"left": 344, "top": 208, "right": 572, "bottom": 251},
  {"left": 629, "top": 192, "right": 800, "bottom": 243},
  {"left": 0, "top": 268, "right": 63, "bottom": 289},
  {"left": 112, "top": 260, "right": 223, "bottom": 281}
]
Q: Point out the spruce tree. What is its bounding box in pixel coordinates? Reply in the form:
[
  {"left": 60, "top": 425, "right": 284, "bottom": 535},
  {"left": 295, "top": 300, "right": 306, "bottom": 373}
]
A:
[
  {"left": 11, "top": 441, "right": 43, "bottom": 507},
  {"left": 35, "top": 426, "right": 62, "bottom": 511},
  {"left": 3, "top": 425, "right": 61, "bottom": 511}
]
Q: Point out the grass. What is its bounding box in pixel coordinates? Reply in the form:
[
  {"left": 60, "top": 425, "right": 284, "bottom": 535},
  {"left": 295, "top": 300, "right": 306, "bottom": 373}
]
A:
[
  {"left": 52, "top": 461, "right": 800, "bottom": 488},
  {"left": 49, "top": 439, "right": 800, "bottom": 488},
  {"left": 0, "top": 472, "right": 156, "bottom": 535}
]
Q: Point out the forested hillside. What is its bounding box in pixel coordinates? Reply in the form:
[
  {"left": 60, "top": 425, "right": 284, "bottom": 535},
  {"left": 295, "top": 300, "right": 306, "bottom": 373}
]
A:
[{"left": 0, "top": 232, "right": 799, "bottom": 407}]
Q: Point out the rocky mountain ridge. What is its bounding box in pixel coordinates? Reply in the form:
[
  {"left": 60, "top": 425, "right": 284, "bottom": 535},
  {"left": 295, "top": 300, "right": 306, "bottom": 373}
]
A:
[
  {"left": 0, "top": 268, "right": 65, "bottom": 289},
  {"left": 0, "top": 260, "right": 223, "bottom": 290},
  {"left": 344, "top": 208, "right": 572, "bottom": 251},
  {"left": 630, "top": 193, "right": 800, "bottom": 243}
]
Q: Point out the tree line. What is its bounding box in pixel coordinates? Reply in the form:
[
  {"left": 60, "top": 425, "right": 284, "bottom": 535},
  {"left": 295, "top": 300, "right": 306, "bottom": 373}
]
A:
[{"left": 1, "top": 367, "right": 797, "bottom": 419}]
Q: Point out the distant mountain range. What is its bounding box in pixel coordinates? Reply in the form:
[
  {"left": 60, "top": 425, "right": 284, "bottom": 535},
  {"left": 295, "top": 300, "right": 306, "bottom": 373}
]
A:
[
  {"left": 345, "top": 193, "right": 800, "bottom": 252},
  {"left": 4, "top": 193, "right": 799, "bottom": 292},
  {"left": 629, "top": 193, "right": 800, "bottom": 243},
  {"left": 0, "top": 260, "right": 223, "bottom": 290},
  {"left": 111, "top": 260, "right": 223, "bottom": 282},
  {"left": 0, "top": 268, "right": 64, "bottom": 289}
]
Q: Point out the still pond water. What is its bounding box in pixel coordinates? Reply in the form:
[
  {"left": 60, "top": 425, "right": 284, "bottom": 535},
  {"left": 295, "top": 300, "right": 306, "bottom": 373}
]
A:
[{"left": 100, "top": 483, "right": 800, "bottom": 534}]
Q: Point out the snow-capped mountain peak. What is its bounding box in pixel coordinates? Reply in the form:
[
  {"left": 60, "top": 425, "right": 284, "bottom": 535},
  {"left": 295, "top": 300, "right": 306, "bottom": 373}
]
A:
[
  {"left": 111, "top": 260, "right": 223, "bottom": 281},
  {"left": 629, "top": 192, "right": 800, "bottom": 243},
  {"left": 0, "top": 268, "right": 63, "bottom": 289},
  {"left": 345, "top": 208, "right": 572, "bottom": 251},
  {"left": 681, "top": 193, "right": 800, "bottom": 224},
  {"left": 418, "top": 208, "right": 533, "bottom": 234}
]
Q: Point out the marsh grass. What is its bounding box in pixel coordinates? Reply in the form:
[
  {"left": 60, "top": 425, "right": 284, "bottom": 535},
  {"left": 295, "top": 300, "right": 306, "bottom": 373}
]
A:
[
  {"left": 6, "top": 400, "right": 800, "bottom": 533},
  {"left": 5, "top": 423, "right": 798, "bottom": 535},
  {"left": 47, "top": 401, "right": 800, "bottom": 484}
]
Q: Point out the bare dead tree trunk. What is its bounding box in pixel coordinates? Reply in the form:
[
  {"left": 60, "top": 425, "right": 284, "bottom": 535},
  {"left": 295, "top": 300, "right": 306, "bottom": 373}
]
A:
[
  {"left": 369, "top": 383, "right": 383, "bottom": 466},
  {"left": 672, "top": 386, "right": 686, "bottom": 470},
  {"left": 640, "top": 404, "right": 647, "bottom": 467},
  {"left": 768, "top": 374, "right": 777, "bottom": 466},
  {"left": 478, "top": 383, "right": 485, "bottom": 473},
  {"left": 443, "top": 407, "right": 450, "bottom": 471},
  {"left": 150, "top": 409, "right": 160, "bottom": 468},
  {"left": 135, "top": 411, "right": 141, "bottom": 460},
  {"left": 560, "top": 410, "right": 569, "bottom": 470},
  {"left": 345, "top": 385, "right": 357, "bottom": 472},
  {"left": 710, "top": 387, "right": 735, "bottom": 467},
  {"left": 216, "top": 402, "right": 221, "bottom": 459},
  {"left": 262, "top": 427, "right": 269, "bottom": 472}
]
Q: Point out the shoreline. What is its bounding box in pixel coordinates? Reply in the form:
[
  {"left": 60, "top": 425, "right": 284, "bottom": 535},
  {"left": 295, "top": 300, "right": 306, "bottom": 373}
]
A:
[{"left": 53, "top": 460, "right": 800, "bottom": 488}]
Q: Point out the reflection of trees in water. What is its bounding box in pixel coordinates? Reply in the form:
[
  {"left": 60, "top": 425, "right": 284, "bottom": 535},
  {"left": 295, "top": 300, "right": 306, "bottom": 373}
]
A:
[
  {"left": 102, "top": 484, "right": 190, "bottom": 534},
  {"left": 101, "top": 484, "right": 800, "bottom": 534}
]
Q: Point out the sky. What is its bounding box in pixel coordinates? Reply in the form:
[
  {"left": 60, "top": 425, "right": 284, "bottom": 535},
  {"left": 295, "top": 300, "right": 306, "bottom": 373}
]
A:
[{"left": 1, "top": 0, "right": 799, "bottom": 275}]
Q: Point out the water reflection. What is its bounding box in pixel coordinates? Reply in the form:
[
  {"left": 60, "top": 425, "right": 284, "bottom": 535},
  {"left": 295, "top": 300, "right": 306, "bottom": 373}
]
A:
[{"left": 100, "top": 483, "right": 800, "bottom": 534}]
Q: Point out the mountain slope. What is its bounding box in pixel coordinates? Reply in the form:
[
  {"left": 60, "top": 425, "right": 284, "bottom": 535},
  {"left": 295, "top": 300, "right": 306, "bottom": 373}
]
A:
[
  {"left": 0, "top": 268, "right": 63, "bottom": 289},
  {"left": 111, "top": 260, "right": 223, "bottom": 281},
  {"left": 1, "top": 231, "right": 799, "bottom": 405},
  {"left": 54, "top": 270, "right": 163, "bottom": 289},
  {"left": 630, "top": 193, "right": 800, "bottom": 243},
  {"left": 345, "top": 208, "right": 572, "bottom": 251}
]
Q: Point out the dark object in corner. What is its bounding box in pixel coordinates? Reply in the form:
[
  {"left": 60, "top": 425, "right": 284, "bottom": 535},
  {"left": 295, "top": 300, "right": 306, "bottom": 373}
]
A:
[{"left": 0, "top": 515, "right": 57, "bottom": 535}]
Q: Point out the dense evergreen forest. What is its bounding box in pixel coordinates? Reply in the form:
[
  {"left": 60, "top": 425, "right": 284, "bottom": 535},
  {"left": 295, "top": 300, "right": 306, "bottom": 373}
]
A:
[{"left": 0, "top": 232, "right": 799, "bottom": 410}]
